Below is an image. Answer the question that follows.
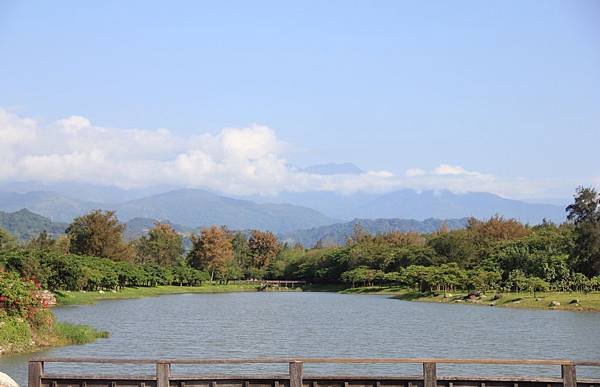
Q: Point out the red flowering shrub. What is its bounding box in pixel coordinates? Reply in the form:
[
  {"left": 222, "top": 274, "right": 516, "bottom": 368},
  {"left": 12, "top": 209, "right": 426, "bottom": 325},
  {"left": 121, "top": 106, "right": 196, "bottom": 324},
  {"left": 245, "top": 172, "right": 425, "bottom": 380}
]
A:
[{"left": 0, "top": 271, "right": 39, "bottom": 319}]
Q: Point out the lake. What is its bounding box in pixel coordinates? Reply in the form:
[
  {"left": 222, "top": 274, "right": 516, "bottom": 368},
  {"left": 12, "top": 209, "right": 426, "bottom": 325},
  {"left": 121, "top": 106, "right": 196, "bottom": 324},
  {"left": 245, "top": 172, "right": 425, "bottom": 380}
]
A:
[{"left": 2, "top": 292, "right": 600, "bottom": 386}]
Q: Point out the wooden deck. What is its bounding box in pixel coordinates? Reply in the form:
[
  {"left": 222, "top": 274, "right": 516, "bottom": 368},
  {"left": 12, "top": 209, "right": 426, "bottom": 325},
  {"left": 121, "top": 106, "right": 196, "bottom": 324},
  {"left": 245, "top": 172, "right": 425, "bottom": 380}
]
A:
[{"left": 28, "top": 358, "right": 600, "bottom": 387}]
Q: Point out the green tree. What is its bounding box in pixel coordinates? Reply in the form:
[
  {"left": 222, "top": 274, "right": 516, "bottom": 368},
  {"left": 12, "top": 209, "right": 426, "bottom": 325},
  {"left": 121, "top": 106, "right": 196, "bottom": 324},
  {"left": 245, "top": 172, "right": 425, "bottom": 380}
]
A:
[
  {"left": 66, "top": 210, "right": 132, "bottom": 261},
  {"left": 26, "top": 230, "right": 55, "bottom": 251},
  {"left": 566, "top": 186, "right": 600, "bottom": 276},
  {"left": 135, "top": 223, "right": 183, "bottom": 265},
  {"left": 524, "top": 276, "right": 549, "bottom": 297},
  {"left": 0, "top": 227, "right": 16, "bottom": 251},
  {"left": 468, "top": 269, "right": 502, "bottom": 292},
  {"left": 231, "top": 232, "right": 252, "bottom": 276},
  {"left": 427, "top": 230, "right": 476, "bottom": 267},
  {"left": 506, "top": 269, "right": 528, "bottom": 293}
]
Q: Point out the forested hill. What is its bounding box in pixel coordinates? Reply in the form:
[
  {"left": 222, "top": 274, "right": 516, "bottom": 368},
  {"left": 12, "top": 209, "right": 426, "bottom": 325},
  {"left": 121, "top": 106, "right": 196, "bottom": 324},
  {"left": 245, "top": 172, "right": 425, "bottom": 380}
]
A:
[
  {"left": 0, "top": 209, "right": 190, "bottom": 242},
  {"left": 0, "top": 189, "right": 337, "bottom": 233},
  {"left": 0, "top": 209, "right": 68, "bottom": 241},
  {"left": 282, "top": 217, "right": 469, "bottom": 247}
]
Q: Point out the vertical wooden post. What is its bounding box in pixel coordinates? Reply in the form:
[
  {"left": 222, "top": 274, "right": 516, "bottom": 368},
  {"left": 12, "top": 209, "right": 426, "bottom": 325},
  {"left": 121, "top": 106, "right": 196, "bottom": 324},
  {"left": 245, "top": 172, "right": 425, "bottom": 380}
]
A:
[
  {"left": 289, "top": 361, "right": 303, "bottom": 387},
  {"left": 561, "top": 364, "right": 577, "bottom": 387},
  {"left": 157, "top": 362, "right": 171, "bottom": 387},
  {"left": 28, "top": 361, "right": 43, "bottom": 387},
  {"left": 423, "top": 362, "right": 437, "bottom": 387}
]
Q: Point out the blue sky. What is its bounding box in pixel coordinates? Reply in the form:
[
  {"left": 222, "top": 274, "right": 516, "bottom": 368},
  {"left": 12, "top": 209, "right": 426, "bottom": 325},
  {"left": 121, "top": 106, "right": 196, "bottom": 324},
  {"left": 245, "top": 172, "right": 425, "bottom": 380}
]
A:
[{"left": 0, "top": 1, "right": 599, "bottom": 200}]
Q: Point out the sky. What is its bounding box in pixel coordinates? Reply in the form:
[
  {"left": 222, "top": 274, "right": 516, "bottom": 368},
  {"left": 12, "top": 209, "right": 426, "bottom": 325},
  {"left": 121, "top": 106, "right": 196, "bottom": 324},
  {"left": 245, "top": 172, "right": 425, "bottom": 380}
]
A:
[{"left": 0, "top": 0, "right": 599, "bottom": 201}]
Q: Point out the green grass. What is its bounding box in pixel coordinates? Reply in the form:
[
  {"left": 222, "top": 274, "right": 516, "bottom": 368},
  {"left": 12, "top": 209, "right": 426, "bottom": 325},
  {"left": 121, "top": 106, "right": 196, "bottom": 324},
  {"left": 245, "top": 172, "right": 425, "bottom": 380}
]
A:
[
  {"left": 0, "top": 314, "right": 109, "bottom": 355},
  {"left": 53, "top": 322, "right": 109, "bottom": 344},
  {"left": 0, "top": 316, "right": 33, "bottom": 354},
  {"left": 55, "top": 284, "right": 262, "bottom": 305},
  {"left": 341, "top": 286, "right": 600, "bottom": 312}
]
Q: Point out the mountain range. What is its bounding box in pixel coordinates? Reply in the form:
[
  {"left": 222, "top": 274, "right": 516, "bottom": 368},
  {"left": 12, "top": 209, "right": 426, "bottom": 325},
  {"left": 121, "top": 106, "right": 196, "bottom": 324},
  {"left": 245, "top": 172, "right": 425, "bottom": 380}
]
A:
[
  {"left": 0, "top": 170, "right": 568, "bottom": 234},
  {"left": 0, "top": 208, "right": 470, "bottom": 249},
  {"left": 253, "top": 189, "right": 566, "bottom": 224},
  {"left": 281, "top": 217, "right": 470, "bottom": 247},
  {"left": 0, "top": 189, "right": 336, "bottom": 234}
]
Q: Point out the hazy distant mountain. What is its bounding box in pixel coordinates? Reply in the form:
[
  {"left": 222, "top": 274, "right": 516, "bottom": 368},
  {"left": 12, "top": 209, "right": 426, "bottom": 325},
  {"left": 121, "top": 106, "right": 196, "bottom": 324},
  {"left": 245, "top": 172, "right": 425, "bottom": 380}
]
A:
[
  {"left": 0, "top": 183, "right": 567, "bottom": 234},
  {"left": 0, "top": 209, "right": 67, "bottom": 241},
  {"left": 263, "top": 189, "right": 566, "bottom": 224},
  {"left": 114, "top": 189, "right": 337, "bottom": 233},
  {"left": 301, "top": 163, "right": 364, "bottom": 175},
  {"left": 0, "top": 191, "right": 100, "bottom": 222},
  {"left": 0, "top": 189, "right": 337, "bottom": 233},
  {"left": 0, "top": 181, "right": 177, "bottom": 203},
  {"left": 354, "top": 189, "right": 565, "bottom": 224},
  {"left": 282, "top": 217, "right": 469, "bottom": 247}
]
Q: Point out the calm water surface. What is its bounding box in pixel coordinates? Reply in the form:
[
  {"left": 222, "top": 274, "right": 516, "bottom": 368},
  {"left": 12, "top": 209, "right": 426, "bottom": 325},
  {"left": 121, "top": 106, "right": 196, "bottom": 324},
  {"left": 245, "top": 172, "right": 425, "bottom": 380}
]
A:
[{"left": 2, "top": 292, "right": 600, "bottom": 385}]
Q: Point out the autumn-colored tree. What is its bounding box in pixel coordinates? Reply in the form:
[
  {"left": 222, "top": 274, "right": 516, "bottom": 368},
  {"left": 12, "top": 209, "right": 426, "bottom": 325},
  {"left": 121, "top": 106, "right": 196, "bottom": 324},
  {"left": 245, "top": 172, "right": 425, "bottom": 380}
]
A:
[
  {"left": 66, "top": 210, "right": 132, "bottom": 261},
  {"left": 135, "top": 223, "right": 183, "bottom": 265},
  {"left": 379, "top": 231, "right": 425, "bottom": 247},
  {"left": 187, "top": 226, "right": 234, "bottom": 282},
  {"left": 467, "top": 215, "right": 530, "bottom": 242},
  {"left": 248, "top": 230, "right": 281, "bottom": 277}
]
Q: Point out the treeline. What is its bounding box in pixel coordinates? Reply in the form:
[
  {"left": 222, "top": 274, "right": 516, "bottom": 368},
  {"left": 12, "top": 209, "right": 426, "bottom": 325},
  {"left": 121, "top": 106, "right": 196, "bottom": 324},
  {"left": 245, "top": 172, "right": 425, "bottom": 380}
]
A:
[
  {"left": 0, "top": 209, "right": 284, "bottom": 291},
  {"left": 275, "top": 187, "right": 600, "bottom": 293},
  {"left": 1, "top": 186, "right": 600, "bottom": 295}
]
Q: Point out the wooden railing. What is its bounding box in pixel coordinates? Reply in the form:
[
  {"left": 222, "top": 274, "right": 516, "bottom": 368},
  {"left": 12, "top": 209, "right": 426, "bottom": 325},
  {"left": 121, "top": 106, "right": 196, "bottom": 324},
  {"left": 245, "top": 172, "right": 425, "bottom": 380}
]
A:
[{"left": 28, "top": 357, "right": 600, "bottom": 387}]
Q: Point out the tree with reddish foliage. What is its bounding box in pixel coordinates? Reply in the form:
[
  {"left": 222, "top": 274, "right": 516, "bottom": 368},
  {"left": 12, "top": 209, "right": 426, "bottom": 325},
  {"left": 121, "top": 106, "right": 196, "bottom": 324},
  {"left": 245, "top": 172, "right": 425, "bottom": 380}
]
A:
[
  {"left": 248, "top": 230, "right": 281, "bottom": 278},
  {"left": 187, "top": 226, "right": 234, "bottom": 282}
]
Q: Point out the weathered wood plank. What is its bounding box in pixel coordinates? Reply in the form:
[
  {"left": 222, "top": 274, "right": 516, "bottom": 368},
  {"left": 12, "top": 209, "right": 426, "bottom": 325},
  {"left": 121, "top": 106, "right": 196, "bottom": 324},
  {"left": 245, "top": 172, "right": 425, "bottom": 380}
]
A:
[
  {"left": 29, "top": 361, "right": 44, "bottom": 387},
  {"left": 423, "top": 363, "right": 436, "bottom": 387},
  {"left": 289, "top": 362, "right": 303, "bottom": 387},
  {"left": 33, "top": 358, "right": 575, "bottom": 366},
  {"left": 157, "top": 363, "right": 171, "bottom": 387},
  {"left": 561, "top": 364, "right": 577, "bottom": 387}
]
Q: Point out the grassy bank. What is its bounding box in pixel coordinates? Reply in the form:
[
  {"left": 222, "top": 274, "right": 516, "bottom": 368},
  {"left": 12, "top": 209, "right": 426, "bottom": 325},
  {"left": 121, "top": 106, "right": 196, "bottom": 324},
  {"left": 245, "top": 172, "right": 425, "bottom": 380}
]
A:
[
  {"left": 341, "top": 286, "right": 600, "bottom": 311},
  {"left": 0, "top": 313, "right": 108, "bottom": 356},
  {"left": 55, "top": 284, "right": 263, "bottom": 305}
]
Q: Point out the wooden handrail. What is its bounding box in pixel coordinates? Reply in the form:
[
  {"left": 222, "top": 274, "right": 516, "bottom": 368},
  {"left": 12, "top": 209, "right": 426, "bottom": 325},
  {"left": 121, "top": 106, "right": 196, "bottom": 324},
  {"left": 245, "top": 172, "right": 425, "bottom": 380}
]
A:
[
  {"left": 32, "top": 357, "right": 586, "bottom": 366},
  {"left": 29, "top": 357, "right": 600, "bottom": 387}
]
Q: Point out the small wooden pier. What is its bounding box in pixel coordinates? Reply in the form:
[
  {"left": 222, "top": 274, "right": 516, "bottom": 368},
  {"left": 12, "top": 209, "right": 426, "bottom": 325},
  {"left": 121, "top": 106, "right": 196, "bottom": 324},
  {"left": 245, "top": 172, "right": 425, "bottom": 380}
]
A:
[{"left": 28, "top": 357, "right": 600, "bottom": 387}]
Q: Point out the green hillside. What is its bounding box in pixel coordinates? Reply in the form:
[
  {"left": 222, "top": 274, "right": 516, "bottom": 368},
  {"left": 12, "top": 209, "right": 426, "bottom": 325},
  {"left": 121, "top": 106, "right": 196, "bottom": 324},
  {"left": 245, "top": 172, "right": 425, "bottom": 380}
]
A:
[{"left": 0, "top": 209, "right": 67, "bottom": 241}]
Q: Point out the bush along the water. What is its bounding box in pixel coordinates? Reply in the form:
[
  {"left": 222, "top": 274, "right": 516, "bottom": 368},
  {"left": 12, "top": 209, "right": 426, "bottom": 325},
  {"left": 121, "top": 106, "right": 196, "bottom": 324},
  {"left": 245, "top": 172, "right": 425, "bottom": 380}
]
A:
[{"left": 0, "top": 271, "right": 108, "bottom": 355}]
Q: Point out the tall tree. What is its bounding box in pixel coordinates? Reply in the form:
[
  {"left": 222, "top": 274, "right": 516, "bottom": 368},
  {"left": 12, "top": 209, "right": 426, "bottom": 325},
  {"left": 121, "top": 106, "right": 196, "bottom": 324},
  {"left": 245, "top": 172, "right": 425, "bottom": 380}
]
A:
[
  {"left": 231, "top": 232, "right": 251, "bottom": 275},
  {"left": 248, "top": 230, "right": 281, "bottom": 278},
  {"left": 135, "top": 223, "right": 183, "bottom": 265},
  {"left": 66, "top": 210, "right": 132, "bottom": 261},
  {"left": 0, "top": 227, "right": 16, "bottom": 251},
  {"left": 187, "top": 226, "right": 234, "bottom": 282},
  {"left": 567, "top": 186, "right": 600, "bottom": 275}
]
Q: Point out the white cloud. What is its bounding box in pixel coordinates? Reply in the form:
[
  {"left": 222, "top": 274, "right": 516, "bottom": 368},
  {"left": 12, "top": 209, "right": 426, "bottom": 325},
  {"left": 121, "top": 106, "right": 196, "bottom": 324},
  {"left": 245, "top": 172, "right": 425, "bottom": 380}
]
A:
[
  {"left": 0, "top": 108, "right": 556, "bottom": 199},
  {"left": 405, "top": 168, "right": 426, "bottom": 177}
]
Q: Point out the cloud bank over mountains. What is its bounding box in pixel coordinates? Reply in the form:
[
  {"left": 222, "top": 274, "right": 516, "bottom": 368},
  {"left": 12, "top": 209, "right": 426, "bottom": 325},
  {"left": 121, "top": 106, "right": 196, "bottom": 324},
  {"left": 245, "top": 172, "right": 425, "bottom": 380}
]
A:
[{"left": 0, "top": 109, "right": 560, "bottom": 199}]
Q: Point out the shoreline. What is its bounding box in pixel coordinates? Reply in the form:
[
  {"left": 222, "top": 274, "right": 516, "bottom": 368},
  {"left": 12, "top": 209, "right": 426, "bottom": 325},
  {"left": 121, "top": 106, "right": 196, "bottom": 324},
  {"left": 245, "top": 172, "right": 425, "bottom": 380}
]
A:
[
  {"left": 56, "top": 284, "right": 600, "bottom": 312},
  {"left": 0, "top": 319, "right": 108, "bottom": 357},
  {"left": 340, "top": 286, "right": 600, "bottom": 312},
  {"left": 55, "top": 284, "right": 264, "bottom": 305}
]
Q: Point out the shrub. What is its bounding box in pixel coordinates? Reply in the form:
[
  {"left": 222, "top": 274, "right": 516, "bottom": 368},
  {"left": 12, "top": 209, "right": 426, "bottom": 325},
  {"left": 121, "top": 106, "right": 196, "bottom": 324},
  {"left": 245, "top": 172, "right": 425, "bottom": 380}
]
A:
[{"left": 0, "top": 316, "right": 32, "bottom": 350}]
